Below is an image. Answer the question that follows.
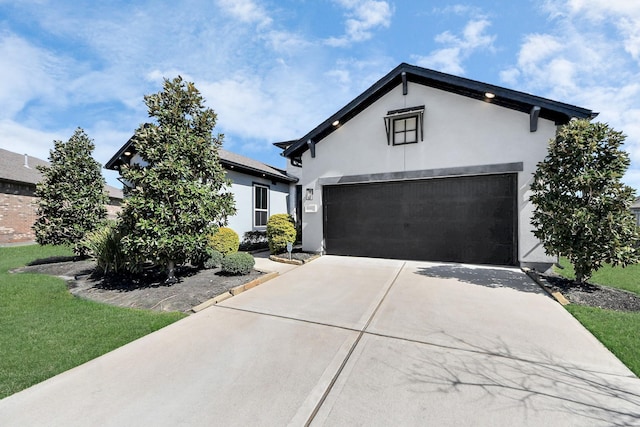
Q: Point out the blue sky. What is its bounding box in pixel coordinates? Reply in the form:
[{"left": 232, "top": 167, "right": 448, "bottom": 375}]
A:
[{"left": 1, "top": 0, "right": 639, "bottom": 192}]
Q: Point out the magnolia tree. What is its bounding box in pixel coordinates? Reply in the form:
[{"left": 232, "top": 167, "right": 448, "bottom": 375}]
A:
[
  {"left": 530, "top": 119, "right": 639, "bottom": 283},
  {"left": 119, "top": 76, "right": 236, "bottom": 282},
  {"left": 34, "top": 128, "right": 108, "bottom": 255}
]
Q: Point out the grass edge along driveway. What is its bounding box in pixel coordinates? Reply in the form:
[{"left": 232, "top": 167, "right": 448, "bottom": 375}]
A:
[
  {"left": 555, "top": 257, "right": 640, "bottom": 377},
  {"left": 0, "top": 245, "right": 186, "bottom": 400}
]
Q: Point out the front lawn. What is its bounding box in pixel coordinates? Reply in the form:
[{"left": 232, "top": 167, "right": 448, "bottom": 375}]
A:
[
  {"left": 0, "top": 245, "right": 186, "bottom": 399},
  {"left": 554, "top": 257, "right": 640, "bottom": 377},
  {"left": 566, "top": 305, "right": 640, "bottom": 376}
]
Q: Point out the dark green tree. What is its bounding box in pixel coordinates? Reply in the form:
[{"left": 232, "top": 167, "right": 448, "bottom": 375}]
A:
[
  {"left": 120, "top": 76, "right": 236, "bottom": 282},
  {"left": 34, "top": 128, "right": 108, "bottom": 255},
  {"left": 530, "top": 119, "right": 639, "bottom": 283}
]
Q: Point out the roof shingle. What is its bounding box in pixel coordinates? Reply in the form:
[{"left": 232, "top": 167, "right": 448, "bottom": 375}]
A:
[{"left": 0, "top": 148, "right": 123, "bottom": 199}]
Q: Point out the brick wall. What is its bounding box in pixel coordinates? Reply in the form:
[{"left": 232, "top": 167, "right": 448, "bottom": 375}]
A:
[
  {"left": 0, "top": 182, "right": 39, "bottom": 244},
  {"left": 0, "top": 181, "right": 122, "bottom": 245}
]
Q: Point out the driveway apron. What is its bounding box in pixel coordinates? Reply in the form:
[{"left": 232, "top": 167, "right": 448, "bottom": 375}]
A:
[{"left": 1, "top": 256, "right": 639, "bottom": 426}]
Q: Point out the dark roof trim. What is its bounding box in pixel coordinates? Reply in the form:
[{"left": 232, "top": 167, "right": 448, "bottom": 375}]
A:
[
  {"left": 272, "top": 140, "right": 297, "bottom": 150},
  {"left": 283, "top": 63, "right": 596, "bottom": 159},
  {"left": 104, "top": 137, "right": 134, "bottom": 171},
  {"left": 106, "top": 135, "right": 297, "bottom": 184},
  {"left": 221, "top": 157, "right": 297, "bottom": 183}
]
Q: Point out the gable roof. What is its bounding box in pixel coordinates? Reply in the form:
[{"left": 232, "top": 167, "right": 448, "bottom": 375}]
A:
[
  {"left": 0, "top": 148, "right": 123, "bottom": 200},
  {"left": 219, "top": 149, "right": 295, "bottom": 183},
  {"left": 105, "top": 136, "right": 297, "bottom": 184},
  {"left": 0, "top": 149, "right": 49, "bottom": 185},
  {"left": 282, "top": 63, "right": 596, "bottom": 159},
  {"left": 632, "top": 197, "right": 640, "bottom": 210}
]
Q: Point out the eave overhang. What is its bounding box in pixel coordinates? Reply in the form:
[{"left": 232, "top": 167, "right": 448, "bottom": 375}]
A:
[
  {"left": 105, "top": 136, "right": 297, "bottom": 184},
  {"left": 282, "top": 63, "right": 597, "bottom": 159}
]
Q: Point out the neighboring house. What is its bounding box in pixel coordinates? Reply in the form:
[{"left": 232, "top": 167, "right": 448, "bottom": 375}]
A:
[
  {"left": 0, "top": 148, "right": 123, "bottom": 245},
  {"left": 105, "top": 141, "right": 297, "bottom": 239},
  {"left": 277, "top": 63, "right": 596, "bottom": 269},
  {"left": 632, "top": 197, "right": 640, "bottom": 226}
]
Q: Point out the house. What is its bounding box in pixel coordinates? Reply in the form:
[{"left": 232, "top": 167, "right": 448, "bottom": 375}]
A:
[
  {"left": 277, "top": 63, "right": 596, "bottom": 269},
  {"left": 0, "top": 148, "right": 123, "bottom": 245},
  {"left": 632, "top": 197, "right": 640, "bottom": 226},
  {"left": 105, "top": 141, "right": 297, "bottom": 240}
]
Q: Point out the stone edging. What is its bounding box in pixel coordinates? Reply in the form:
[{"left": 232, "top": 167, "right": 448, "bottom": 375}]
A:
[
  {"left": 269, "top": 254, "right": 321, "bottom": 266},
  {"left": 190, "top": 271, "right": 279, "bottom": 313},
  {"left": 522, "top": 268, "right": 570, "bottom": 306}
]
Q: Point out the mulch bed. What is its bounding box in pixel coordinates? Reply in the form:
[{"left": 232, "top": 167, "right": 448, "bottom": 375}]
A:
[
  {"left": 13, "top": 259, "right": 264, "bottom": 313},
  {"left": 533, "top": 271, "right": 640, "bottom": 312},
  {"left": 15, "top": 256, "right": 640, "bottom": 313}
]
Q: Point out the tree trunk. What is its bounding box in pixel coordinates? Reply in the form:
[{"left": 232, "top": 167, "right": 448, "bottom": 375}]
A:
[{"left": 165, "top": 259, "right": 177, "bottom": 284}]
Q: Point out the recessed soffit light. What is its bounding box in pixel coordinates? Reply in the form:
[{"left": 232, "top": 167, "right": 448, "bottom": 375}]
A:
[{"left": 484, "top": 92, "right": 496, "bottom": 99}]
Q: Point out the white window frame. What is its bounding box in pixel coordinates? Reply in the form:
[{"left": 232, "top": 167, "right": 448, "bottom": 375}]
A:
[{"left": 253, "top": 184, "right": 269, "bottom": 228}]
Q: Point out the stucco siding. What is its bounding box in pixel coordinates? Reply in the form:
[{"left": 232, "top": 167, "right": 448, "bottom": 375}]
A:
[
  {"left": 225, "top": 170, "right": 289, "bottom": 239},
  {"left": 297, "top": 81, "right": 556, "bottom": 265}
]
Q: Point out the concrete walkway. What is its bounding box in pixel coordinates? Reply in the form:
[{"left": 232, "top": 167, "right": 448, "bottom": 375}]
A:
[{"left": 1, "top": 256, "right": 639, "bottom": 426}]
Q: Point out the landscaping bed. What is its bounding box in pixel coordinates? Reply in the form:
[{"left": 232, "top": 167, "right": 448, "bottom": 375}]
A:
[
  {"left": 539, "top": 273, "right": 640, "bottom": 312},
  {"left": 14, "top": 259, "right": 264, "bottom": 313},
  {"left": 270, "top": 249, "right": 320, "bottom": 265}
]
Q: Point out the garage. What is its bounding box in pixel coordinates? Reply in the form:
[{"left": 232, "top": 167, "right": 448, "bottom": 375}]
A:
[{"left": 323, "top": 174, "right": 517, "bottom": 266}]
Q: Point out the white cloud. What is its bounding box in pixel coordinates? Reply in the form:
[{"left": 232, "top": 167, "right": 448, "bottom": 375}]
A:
[
  {"left": 216, "top": 0, "right": 272, "bottom": 28},
  {"left": 503, "top": 1, "right": 640, "bottom": 190},
  {"left": 413, "top": 18, "right": 496, "bottom": 75},
  {"left": 0, "top": 119, "right": 66, "bottom": 161},
  {"left": 0, "top": 32, "right": 63, "bottom": 118},
  {"left": 325, "top": 0, "right": 393, "bottom": 47},
  {"left": 499, "top": 68, "right": 520, "bottom": 86}
]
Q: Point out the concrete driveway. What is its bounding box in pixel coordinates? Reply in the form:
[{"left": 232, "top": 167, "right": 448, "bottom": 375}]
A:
[{"left": 1, "top": 256, "right": 639, "bottom": 426}]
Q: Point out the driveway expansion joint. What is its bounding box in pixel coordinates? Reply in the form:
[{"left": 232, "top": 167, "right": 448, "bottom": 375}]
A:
[{"left": 303, "top": 261, "right": 406, "bottom": 426}]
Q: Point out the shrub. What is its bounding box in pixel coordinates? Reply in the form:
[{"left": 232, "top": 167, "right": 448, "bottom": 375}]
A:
[
  {"left": 267, "top": 214, "right": 296, "bottom": 255},
  {"left": 221, "top": 252, "right": 255, "bottom": 275},
  {"left": 204, "top": 250, "right": 224, "bottom": 269},
  {"left": 189, "top": 245, "right": 211, "bottom": 268},
  {"left": 239, "top": 230, "right": 268, "bottom": 251},
  {"left": 209, "top": 227, "right": 240, "bottom": 255},
  {"left": 82, "top": 222, "right": 127, "bottom": 274}
]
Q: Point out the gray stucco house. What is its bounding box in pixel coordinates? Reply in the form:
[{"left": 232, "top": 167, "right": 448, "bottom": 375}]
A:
[
  {"left": 277, "top": 63, "right": 596, "bottom": 269},
  {"left": 632, "top": 197, "right": 640, "bottom": 226},
  {"left": 105, "top": 141, "right": 297, "bottom": 240}
]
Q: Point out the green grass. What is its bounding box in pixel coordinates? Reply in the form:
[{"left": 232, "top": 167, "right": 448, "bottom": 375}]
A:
[
  {"left": 553, "top": 256, "right": 640, "bottom": 376},
  {"left": 566, "top": 305, "right": 640, "bottom": 376},
  {"left": 555, "top": 257, "right": 640, "bottom": 296},
  {"left": 0, "top": 245, "right": 186, "bottom": 399}
]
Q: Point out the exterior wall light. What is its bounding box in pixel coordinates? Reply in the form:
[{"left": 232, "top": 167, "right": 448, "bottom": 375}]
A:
[{"left": 306, "top": 188, "right": 314, "bottom": 200}]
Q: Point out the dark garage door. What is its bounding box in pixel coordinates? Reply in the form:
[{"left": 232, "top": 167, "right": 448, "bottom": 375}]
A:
[{"left": 323, "top": 174, "right": 517, "bottom": 266}]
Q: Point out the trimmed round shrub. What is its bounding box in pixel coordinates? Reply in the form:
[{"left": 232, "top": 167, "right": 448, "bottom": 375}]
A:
[
  {"left": 266, "top": 214, "right": 296, "bottom": 255},
  {"left": 204, "top": 250, "right": 224, "bottom": 269},
  {"left": 221, "top": 252, "right": 255, "bottom": 275},
  {"left": 209, "top": 227, "right": 240, "bottom": 255}
]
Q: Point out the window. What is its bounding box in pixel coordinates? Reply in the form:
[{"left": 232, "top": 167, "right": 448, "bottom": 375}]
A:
[
  {"left": 384, "top": 106, "right": 425, "bottom": 146},
  {"left": 254, "top": 184, "right": 269, "bottom": 227},
  {"left": 393, "top": 116, "right": 418, "bottom": 145}
]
